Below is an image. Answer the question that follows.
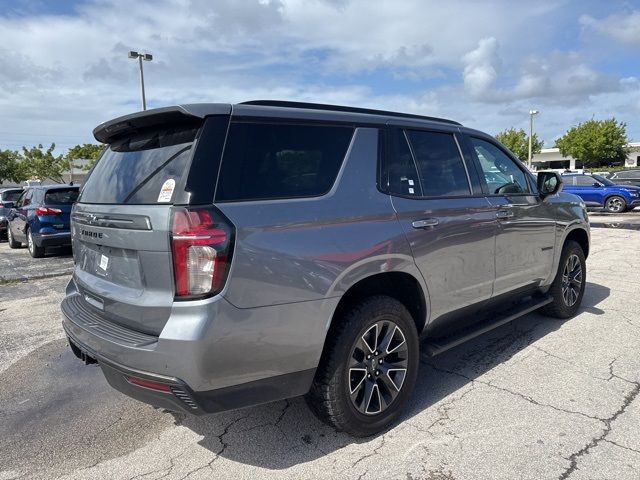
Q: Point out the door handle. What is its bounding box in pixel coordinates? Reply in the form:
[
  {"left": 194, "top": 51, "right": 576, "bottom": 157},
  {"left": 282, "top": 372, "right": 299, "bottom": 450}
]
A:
[
  {"left": 412, "top": 218, "right": 439, "bottom": 229},
  {"left": 496, "top": 210, "right": 514, "bottom": 219}
]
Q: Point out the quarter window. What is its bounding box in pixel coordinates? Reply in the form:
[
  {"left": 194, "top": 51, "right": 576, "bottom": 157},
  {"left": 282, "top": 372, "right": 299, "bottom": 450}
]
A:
[
  {"left": 216, "top": 123, "right": 353, "bottom": 202},
  {"left": 470, "top": 137, "right": 531, "bottom": 195},
  {"left": 405, "top": 130, "right": 471, "bottom": 197}
]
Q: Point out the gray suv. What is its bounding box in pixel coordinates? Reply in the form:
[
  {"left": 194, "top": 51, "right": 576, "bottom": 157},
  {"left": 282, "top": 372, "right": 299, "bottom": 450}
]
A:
[{"left": 61, "top": 101, "right": 589, "bottom": 436}]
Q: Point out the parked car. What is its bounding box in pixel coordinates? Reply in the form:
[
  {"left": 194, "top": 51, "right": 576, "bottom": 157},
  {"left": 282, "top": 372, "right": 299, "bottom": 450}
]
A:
[
  {"left": 6, "top": 185, "right": 79, "bottom": 257},
  {"left": 61, "top": 101, "right": 589, "bottom": 436},
  {"left": 561, "top": 173, "right": 640, "bottom": 213},
  {"left": 607, "top": 169, "right": 640, "bottom": 187},
  {"left": 0, "top": 187, "right": 24, "bottom": 240}
]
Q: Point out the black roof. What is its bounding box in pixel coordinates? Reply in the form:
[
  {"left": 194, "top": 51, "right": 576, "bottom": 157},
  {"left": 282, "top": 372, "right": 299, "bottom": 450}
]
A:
[
  {"left": 240, "top": 100, "right": 462, "bottom": 126},
  {"left": 94, "top": 100, "right": 461, "bottom": 143}
]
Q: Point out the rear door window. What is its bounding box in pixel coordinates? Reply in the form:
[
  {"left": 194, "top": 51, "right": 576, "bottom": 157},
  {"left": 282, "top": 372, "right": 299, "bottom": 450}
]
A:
[
  {"left": 405, "top": 130, "right": 471, "bottom": 197},
  {"left": 79, "top": 125, "right": 200, "bottom": 204},
  {"left": 45, "top": 188, "right": 79, "bottom": 204},
  {"left": 2, "top": 190, "right": 23, "bottom": 202},
  {"left": 215, "top": 122, "right": 354, "bottom": 202}
]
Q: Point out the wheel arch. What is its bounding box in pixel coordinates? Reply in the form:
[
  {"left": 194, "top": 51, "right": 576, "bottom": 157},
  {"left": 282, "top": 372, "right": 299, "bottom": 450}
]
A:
[
  {"left": 564, "top": 227, "right": 590, "bottom": 259},
  {"left": 327, "top": 271, "right": 428, "bottom": 340}
]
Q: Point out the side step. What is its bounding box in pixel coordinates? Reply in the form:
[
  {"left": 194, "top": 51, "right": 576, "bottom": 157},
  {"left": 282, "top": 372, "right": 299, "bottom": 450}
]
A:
[{"left": 423, "top": 295, "right": 553, "bottom": 357}]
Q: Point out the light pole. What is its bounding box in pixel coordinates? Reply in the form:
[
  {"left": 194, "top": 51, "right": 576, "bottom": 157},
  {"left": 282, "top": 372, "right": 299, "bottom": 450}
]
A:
[
  {"left": 528, "top": 109, "right": 539, "bottom": 169},
  {"left": 128, "top": 50, "right": 153, "bottom": 110}
]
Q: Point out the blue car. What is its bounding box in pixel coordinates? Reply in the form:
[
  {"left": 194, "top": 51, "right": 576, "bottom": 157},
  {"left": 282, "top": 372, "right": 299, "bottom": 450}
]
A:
[
  {"left": 562, "top": 173, "right": 640, "bottom": 213},
  {"left": 6, "top": 185, "right": 79, "bottom": 257}
]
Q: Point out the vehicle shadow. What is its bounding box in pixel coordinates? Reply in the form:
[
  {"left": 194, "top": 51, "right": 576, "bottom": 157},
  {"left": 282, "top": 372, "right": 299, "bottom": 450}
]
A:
[{"left": 175, "top": 281, "right": 610, "bottom": 470}]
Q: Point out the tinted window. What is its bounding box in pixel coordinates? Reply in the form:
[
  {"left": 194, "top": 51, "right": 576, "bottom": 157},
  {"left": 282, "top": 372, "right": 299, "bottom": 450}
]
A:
[
  {"left": 575, "top": 175, "right": 596, "bottom": 186},
  {"left": 79, "top": 125, "right": 199, "bottom": 204},
  {"left": 382, "top": 129, "right": 421, "bottom": 197},
  {"left": 1, "top": 190, "right": 22, "bottom": 202},
  {"left": 615, "top": 170, "right": 639, "bottom": 179},
  {"left": 216, "top": 123, "right": 353, "bottom": 202},
  {"left": 405, "top": 130, "right": 470, "bottom": 197},
  {"left": 470, "top": 137, "right": 531, "bottom": 194},
  {"left": 45, "top": 188, "right": 79, "bottom": 204}
]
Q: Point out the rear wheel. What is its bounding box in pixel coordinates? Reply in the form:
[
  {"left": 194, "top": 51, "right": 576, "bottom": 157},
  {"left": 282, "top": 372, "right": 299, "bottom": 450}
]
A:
[
  {"left": 604, "top": 195, "right": 626, "bottom": 213},
  {"left": 27, "top": 228, "right": 45, "bottom": 258},
  {"left": 539, "top": 240, "right": 586, "bottom": 319},
  {"left": 306, "top": 296, "right": 419, "bottom": 437},
  {"left": 7, "top": 225, "right": 21, "bottom": 249}
]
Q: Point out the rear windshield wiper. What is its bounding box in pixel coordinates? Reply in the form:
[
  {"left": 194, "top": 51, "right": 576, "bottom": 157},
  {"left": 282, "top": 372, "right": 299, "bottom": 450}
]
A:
[{"left": 122, "top": 145, "right": 191, "bottom": 204}]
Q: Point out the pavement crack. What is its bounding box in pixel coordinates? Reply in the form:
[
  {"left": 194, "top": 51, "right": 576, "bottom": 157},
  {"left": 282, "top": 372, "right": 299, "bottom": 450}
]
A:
[
  {"left": 603, "top": 439, "right": 640, "bottom": 455},
  {"left": 557, "top": 377, "right": 640, "bottom": 479},
  {"left": 427, "top": 364, "right": 603, "bottom": 423}
]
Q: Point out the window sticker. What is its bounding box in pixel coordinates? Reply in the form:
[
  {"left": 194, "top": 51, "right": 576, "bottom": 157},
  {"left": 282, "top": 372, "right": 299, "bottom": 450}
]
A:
[
  {"left": 99, "top": 254, "right": 109, "bottom": 271},
  {"left": 158, "top": 178, "right": 176, "bottom": 203}
]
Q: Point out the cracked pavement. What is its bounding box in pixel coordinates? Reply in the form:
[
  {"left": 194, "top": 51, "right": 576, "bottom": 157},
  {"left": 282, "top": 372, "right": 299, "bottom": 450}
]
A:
[{"left": 1, "top": 223, "right": 640, "bottom": 479}]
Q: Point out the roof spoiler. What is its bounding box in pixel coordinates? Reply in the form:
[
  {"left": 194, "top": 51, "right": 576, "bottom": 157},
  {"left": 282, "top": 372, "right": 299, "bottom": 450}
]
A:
[{"left": 93, "top": 104, "right": 231, "bottom": 144}]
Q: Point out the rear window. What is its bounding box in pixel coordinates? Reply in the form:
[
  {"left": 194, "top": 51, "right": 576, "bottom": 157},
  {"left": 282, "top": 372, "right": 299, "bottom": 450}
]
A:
[
  {"left": 215, "top": 123, "right": 354, "bottom": 202},
  {"left": 79, "top": 125, "right": 199, "bottom": 204},
  {"left": 1, "top": 190, "right": 22, "bottom": 202},
  {"left": 45, "top": 188, "right": 79, "bottom": 204}
]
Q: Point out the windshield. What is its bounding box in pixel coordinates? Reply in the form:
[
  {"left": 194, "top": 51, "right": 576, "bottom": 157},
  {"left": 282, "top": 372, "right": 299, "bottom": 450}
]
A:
[
  {"left": 79, "top": 125, "right": 200, "bottom": 204},
  {"left": 592, "top": 174, "right": 615, "bottom": 186}
]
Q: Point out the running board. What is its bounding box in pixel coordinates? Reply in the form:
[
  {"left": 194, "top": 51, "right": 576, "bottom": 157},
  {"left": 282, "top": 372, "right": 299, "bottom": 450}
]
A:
[{"left": 423, "top": 295, "right": 553, "bottom": 357}]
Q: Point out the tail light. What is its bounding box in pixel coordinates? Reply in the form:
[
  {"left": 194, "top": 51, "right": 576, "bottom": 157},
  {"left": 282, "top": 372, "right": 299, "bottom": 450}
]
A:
[
  {"left": 35, "top": 207, "right": 62, "bottom": 216},
  {"left": 170, "top": 207, "right": 234, "bottom": 299}
]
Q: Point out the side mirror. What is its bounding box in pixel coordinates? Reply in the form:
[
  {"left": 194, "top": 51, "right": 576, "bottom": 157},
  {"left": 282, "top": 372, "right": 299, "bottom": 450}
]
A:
[
  {"left": 592, "top": 182, "right": 602, "bottom": 188},
  {"left": 2, "top": 201, "right": 14, "bottom": 209},
  {"left": 537, "top": 171, "right": 563, "bottom": 198}
]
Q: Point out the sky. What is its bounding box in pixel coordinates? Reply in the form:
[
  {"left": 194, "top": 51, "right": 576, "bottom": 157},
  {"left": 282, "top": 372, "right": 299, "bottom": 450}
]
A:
[{"left": 1, "top": 0, "right": 640, "bottom": 153}]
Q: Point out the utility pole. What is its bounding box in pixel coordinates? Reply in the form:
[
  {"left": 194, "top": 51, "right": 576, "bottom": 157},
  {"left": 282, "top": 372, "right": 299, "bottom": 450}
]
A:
[
  {"left": 128, "top": 51, "right": 153, "bottom": 110},
  {"left": 528, "top": 109, "right": 539, "bottom": 169}
]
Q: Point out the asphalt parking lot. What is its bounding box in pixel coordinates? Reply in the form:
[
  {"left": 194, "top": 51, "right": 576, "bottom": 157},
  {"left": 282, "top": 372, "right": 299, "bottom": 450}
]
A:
[{"left": 1, "top": 216, "right": 640, "bottom": 480}]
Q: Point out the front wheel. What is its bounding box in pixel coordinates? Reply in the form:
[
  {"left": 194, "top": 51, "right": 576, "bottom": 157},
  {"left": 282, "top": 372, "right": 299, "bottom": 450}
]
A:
[
  {"left": 7, "top": 225, "right": 21, "bottom": 249},
  {"left": 306, "top": 296, "right": 419, "bottom": 437},
  {"left": 604, "top": 195, "right": 626, "bottom": 213},
  {"left": 539, "top": 240, "right": 586, "bottom": 319}
]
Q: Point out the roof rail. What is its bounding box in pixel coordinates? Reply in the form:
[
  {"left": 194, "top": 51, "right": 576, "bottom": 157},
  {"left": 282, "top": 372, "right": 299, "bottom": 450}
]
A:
[{"left": 240, "top": 100, "right": 462, "bottom": 126}]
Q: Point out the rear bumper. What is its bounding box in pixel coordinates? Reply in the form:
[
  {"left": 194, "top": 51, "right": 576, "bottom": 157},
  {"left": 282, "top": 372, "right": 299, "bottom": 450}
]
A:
[
  {"left": 60, "top": 279, "right": 332, "bottom": 415},
  {"left": 33, "top": 231, "right": 71, "bottom": 247},
  {"left": 64, "top": 329, "right": 314, "bottom": 415}
]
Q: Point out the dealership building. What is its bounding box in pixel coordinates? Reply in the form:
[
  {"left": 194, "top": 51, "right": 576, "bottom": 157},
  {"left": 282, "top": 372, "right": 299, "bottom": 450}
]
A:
[{"left": 531, "top": 142, "right": 640, "bottom": 170}]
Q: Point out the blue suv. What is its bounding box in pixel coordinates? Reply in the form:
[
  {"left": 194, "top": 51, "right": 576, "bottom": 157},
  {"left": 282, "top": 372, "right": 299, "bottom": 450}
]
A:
[
  {"left": 6, "top": 185, "right": 79, "bottom": 257},
  {"left": 562, "top": 173, "right": 640, "bottom": 213}
]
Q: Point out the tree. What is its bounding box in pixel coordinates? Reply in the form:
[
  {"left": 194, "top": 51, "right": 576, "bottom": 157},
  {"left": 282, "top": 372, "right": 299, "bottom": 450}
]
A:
[
  {"left": 0, "top": 149, "right": 27, "bottom": 184},
  {"left": 65, "top": 143, "right": 104, "bottom": 171},
  {"left": 555, "top": 118, "right": 629, "bottom": 168},
  {"left": 495, "top": 128, "right": 544, "bottom": 163},
  {"left": 20, "top": 143, "right": 67, "bottom": 183}
]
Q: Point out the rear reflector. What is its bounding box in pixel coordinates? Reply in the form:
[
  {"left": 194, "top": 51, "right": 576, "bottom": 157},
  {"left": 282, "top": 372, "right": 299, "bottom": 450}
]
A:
[
  {"left": 126, "top": 376, "right": 171, "bottom": 392},
  {"left": 170, "top": 207, "right": 234, "bottom": 299},
  {"left": 35, "top": 207, "right": 62, "bottom": 216}
]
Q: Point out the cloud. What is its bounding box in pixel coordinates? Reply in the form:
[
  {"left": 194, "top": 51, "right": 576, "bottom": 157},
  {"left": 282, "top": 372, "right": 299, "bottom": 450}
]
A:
[
  {"left": 581, "top": 10, "right": 640, "bottom": 45},
  {"left": 462, "top": 37, "right": 501, "bottom": 99},
  {"left": 461, "top": 38, "right": 621, "bottom": 104},
  {"left": 1, "top": 0, "right": 639, "bottom": 151}
]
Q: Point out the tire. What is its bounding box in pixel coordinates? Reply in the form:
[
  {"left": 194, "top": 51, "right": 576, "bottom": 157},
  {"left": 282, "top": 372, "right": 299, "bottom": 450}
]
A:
[
  {"left": 604, "top": 195, "right": 626, "bottom": 213},
  {"left": 27, "top": 228, "right": 45, "bottom": 258},
  {"left": 539, "top": 240, "right": 586, "bottom": 319},
  {"left": 7, "top": 224, "right": 21, "bottom": 249},
  {"left": 306, "top": 295, "right": 419, "bottom": 437}
]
